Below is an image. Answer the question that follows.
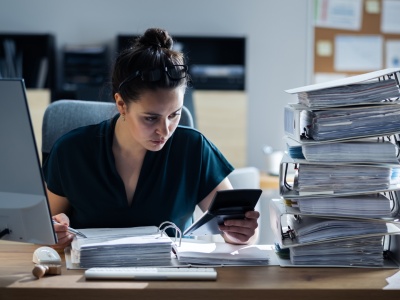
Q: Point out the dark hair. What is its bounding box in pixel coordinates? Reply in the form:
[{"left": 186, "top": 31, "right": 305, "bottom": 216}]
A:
[{"left": 112, "top": 28, "right": 188, "bottom": 103}]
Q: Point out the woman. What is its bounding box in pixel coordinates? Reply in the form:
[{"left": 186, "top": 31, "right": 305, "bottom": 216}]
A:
[{"left": 43, "top": 28, "right": 259, "bottom": 249}]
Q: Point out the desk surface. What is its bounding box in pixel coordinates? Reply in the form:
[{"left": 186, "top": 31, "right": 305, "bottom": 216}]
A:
[{"left": 0, "top": 243, "right": 399, "bottom": 300}]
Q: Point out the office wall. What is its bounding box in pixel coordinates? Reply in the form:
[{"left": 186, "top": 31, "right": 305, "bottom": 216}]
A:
[{"left": 0, "top": 0, "right": 311, "bottom": 170}]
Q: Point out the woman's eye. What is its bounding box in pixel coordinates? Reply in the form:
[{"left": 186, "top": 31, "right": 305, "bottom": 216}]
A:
[
  {"left": 145, "top": 117, "right": 157, "bottom": 122},
  {"left": 169, "top": 113, "right": 181, "bottom": 119}
]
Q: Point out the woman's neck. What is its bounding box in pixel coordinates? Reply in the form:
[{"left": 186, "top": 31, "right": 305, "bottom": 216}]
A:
[{"left": 113, "top": 115, "right": 146, "bottom": 160}]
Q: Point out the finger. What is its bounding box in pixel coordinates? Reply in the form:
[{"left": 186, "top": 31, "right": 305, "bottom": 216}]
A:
[
  {"left": 52, "top": 213, "right": 70, "bottom": 226},
  {"left": 53, "top": 223, "right": 69, "bottom": 233},
  {"left": 245, "top": 210, "right": 260, "bottom": 219},
  {"left": 223, "top": 217, "right": 258, "bottom": 229},
  {"left": 51, "top": 233, "right": 74, "bottom": 250},
  {"left": 220, "top": 224, "right": 255, "bottom": 237}
]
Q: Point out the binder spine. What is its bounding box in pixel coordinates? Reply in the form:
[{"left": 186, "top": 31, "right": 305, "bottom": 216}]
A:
[
  {"left": 284, "top": 105, "right": 298, "bottom": 140},
  {"left": 284, "top": 105, "right": 310, "bottom": 142}
]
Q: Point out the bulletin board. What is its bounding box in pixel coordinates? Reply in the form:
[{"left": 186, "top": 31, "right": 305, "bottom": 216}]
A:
[{"left": 313, "top": 0, "right": 400, "bottom": 79}]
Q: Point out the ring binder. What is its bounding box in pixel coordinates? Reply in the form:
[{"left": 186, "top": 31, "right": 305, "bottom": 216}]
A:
[
  {"left": 282, "top": 226, "right": 296, "bottom": 240},
  {"left": 159, "top": 221, "right": 182, "bottom": 247}
]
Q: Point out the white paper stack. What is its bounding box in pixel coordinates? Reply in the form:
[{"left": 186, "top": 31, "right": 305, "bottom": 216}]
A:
[
  {"left": 78, "top": 234, "right": 173, "bottom": 268},
  {"left": 70, "top": 226, "right": 174, "bottom": 268}
]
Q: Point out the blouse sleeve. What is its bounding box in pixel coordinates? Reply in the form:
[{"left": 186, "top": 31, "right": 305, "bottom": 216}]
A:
[{"left": 195, "top": 134, "right": 234, "bottom": 202}]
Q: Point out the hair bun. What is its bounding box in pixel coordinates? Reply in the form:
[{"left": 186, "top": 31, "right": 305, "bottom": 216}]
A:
[{"left": 138, "top": 28, "right": 173, "bottom": 50}]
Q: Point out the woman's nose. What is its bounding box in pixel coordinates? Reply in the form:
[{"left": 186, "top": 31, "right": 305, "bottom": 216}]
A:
[{"left": 156, "top": 120, "right": 169, "bottom": 136}]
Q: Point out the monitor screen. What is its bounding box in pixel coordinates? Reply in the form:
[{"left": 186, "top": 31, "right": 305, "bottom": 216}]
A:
[{"left": 0, "top": 79, "right": 56, "bottom": 244}]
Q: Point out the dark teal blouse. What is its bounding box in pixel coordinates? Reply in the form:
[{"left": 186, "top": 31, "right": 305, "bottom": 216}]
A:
[{"left": 43, "top": 115, "right": 234, "bottom": 232}]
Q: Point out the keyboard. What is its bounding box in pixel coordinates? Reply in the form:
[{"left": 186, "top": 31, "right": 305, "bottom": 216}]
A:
[{"left": 84, "top": 267, "right": 217, "bottom": 281}]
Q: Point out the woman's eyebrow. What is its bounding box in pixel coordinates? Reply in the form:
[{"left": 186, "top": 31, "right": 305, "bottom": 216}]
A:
[{"left": 143, "top": 107, "right": 183, "bottom": 116}]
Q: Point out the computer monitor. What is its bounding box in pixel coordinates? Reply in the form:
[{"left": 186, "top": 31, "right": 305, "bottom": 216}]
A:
[{"left": 0, "top": 79, "right": 57, "bottom": 244}]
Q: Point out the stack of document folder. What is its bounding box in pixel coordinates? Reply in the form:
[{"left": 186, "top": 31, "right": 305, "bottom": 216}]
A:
[
  {"left": 275, "top": 68, "right": 400, "bottom": 268},
  {"left": 284, "top": 68, "right": 400, "bottom": 143},
  {"left": 269, "top": 199, "right": 400, "bottom": 268}
]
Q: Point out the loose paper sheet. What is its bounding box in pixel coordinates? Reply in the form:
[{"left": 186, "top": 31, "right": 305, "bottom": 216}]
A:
[
  {"left": 381, "top": 0, "right": 400, "bottom": 34},
  {"left": 314, "top": 0, "right": 362, "bottom": 31},
  {"left": 334, "top": 35, "right": 383, "bottom": 71},
  {"left": 386, "top": 40, "right": 400, "bottom": 68}
]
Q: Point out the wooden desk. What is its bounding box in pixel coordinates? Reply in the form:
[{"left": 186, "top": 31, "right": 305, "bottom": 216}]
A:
[
  {"left": 0, "top": 243, "right": 398, "bottom": 300},
  {"left": 259, "top": 173, "right": 279, "bottom": 190}
]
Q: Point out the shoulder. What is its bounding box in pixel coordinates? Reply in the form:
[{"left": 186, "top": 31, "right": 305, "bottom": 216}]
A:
[
  {"left": 173, "top": 126, "right": 204, "bottom": 140},
  {"left": 53, "top": 118, "right": 113, "bottom": 152},
  {"left": 170, "top": 126, "right": 218, "bottom": 150}
]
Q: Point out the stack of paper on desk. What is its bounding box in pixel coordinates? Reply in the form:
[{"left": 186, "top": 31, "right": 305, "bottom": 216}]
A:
[
  {"left": 269, "top": 198, "right": 400, "bottom": 250},
  {"left": 175, "top": 240, "right": 270, "bottom": 266},
  {"left": 78, "top": 234, "right": 173, "bottom": 268},
  {"left": 70, "top": 226, "right": 174, "bottom": 268},
  {"left": 278, "top": 69, "right": 400, "bottom": 268},
  {"left": 289, "top": 236, "right": 384, "bottom": 267},
  {"left": 66, "top": 228, "right": 277, "bottom": 268}
]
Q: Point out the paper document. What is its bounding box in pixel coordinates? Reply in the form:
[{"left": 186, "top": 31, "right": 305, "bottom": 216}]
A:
[{"left": 175, "top": 239, "right": 271, "bottom": 266}]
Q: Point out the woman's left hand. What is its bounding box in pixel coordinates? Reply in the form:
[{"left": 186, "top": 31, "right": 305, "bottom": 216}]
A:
[{"left": 219, "top": 210, "right": 260, "bottom": 245}]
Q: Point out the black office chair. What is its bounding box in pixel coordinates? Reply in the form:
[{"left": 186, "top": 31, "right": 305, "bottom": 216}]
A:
[{"left": 41, "top": 99, "right": 194, "bottom": 161}]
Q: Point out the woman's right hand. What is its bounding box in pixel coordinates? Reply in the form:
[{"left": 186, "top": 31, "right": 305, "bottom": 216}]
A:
[{"left": 51, "top": 213, "right": 74, "bottom": 249}]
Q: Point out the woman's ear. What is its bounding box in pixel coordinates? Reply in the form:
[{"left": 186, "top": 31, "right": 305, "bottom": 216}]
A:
[{"left": 114, "top": 93, "right": 126, "bottom": 114}]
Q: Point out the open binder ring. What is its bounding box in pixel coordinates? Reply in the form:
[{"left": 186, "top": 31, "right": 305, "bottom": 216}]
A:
[{"left": 158, "top": 221, "right": 182, "bottom": 247}]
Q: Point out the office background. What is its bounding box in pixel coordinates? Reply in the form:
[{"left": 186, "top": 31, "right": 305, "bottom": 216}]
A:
[{"left": 0, "top": 0, "right": 311, "bottom": 171}]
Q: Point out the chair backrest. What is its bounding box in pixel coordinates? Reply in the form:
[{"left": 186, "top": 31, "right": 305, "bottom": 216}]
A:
[
  {"left": 42, "top": 99, "right": 194, "bottom": 161},
  {"left": 180, "top": 106, "right": 194, "bottom": 128}
]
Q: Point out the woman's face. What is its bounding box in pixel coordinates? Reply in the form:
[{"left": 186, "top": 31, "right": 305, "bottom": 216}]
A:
[{"left": 119, "top": 87, "right": 185, "bottom": 152}]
